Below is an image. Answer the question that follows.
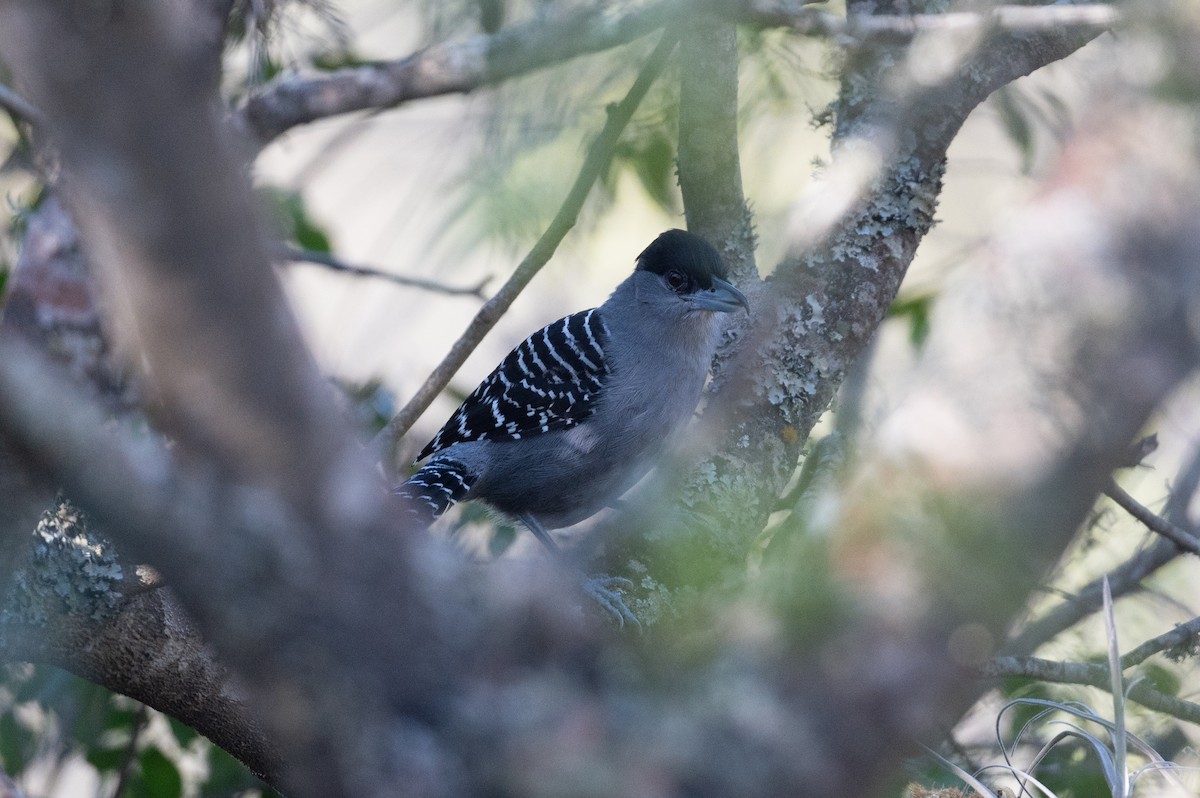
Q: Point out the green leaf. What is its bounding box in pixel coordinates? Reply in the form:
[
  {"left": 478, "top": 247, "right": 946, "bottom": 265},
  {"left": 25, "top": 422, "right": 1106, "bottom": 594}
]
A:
[
  {"left": 84, "top": 744, "right": 126, "bottom": 773},
  {"left": 0, "top": 711, "right": 35, "bottom": 774},
  {"left": 488, "top": 522, "right": 518, "bottom": 558},
  {"left": 993, "top": 85, "right": 1036, "bottom": 174},
  {"left": 167, "top": 717, "right": 200, "bottom": 749},
  {"left": 312, "top": 51, "right": 373, "bottom": 71},
  {"left": 131, "top": 747, "right": 183, "bottom": 798},
  {"left": 198, "top": 740, "right": 273, "bottom": 796},
  {"left": 1139, "top": 662, "right": 1181, "bottom": 697},
  {"left": 263, "top": 188, "right": 333, "bottom": 253},
  {"left": 67, "top": 684, "right": 136, "bottom": 748},
  {"left": 887, "top": 293, "right": 935, "bottom": 347},
  {"left": 614, "top": 129, "right": 678, "bottom": 211}
]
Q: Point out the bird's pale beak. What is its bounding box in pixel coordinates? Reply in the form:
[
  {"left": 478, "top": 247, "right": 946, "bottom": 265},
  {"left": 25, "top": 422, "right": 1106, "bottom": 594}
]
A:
[{"left": 693, "top": 276, "right": 750, "bottom": 314}]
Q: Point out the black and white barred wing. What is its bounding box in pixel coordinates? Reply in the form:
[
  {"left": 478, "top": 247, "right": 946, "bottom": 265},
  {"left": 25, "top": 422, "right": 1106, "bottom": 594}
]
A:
[{"left": 417, "top": 308, "right": 610, "bottom": 460}]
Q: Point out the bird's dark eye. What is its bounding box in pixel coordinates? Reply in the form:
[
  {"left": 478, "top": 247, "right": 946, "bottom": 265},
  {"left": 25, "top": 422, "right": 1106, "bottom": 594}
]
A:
[{"left": 664, "top": 269, "right": 690, "bottom": 293}]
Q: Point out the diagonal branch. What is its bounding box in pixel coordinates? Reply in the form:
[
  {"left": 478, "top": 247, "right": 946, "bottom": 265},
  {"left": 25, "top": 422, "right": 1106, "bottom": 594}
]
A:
[
  {"left": 236, "top": 0, "right": 685, "bottom": 146},
  {"left": 1005, "top": 443, "right": 1200, "bottom": 656},
  {"left": 982, "top": 656, "right": 1200, "bottom": 725},
  {"left": 715, "top": 1, "right": 1118, "bottom": 42},
  {"left": 0, "top": 82, "right": 40, "bottom": 125},
  {"left": 276, "top": 244, "right": 490, "bottom": 298},
  {"left": 1121, "top": 615, "right": 1200, "bottom": 670},
  {"left": 374, "top": 30, "right": 680, "bottom": 459},
  {"left": 1105, "top": 480, "right": 1200, "bottom": 555},
  {"left": 0, "top": 499, "right": 280, "bottom": 781},
  {"left": 234, "top": 1, "right": 1116, "bottom": 149}
]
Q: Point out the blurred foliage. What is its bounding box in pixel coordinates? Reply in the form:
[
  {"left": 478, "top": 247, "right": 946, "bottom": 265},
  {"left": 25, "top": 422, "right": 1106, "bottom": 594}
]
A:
[
  {"left": 989, "top": 83, "right": 1072, "bottom": 176},
  {"left": 992, "top": 86, "right": 1036, "bottom": 175},
  {"left": 609, "top": 123, "right": 678, "bottom": 213},
  {"left": 264, "top": 187, "right": 334, "bottom": 253},
  {"left": 887, "top": 292, "right": 935, "bottom": 348},
  {"left": 445, "top": 41, "right": 677, "bottom": 250},
  {"left": 333, "top": 377, "right": 396, "bottom": 436},
  {"left": 1, "top": 665, "right": 278, "bottom": 797}
]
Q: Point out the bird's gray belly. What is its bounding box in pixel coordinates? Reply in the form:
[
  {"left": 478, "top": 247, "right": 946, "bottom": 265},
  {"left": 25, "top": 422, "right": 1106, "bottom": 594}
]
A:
[{"left": 468, "top": 418, "right": 667, "bottom": 528}]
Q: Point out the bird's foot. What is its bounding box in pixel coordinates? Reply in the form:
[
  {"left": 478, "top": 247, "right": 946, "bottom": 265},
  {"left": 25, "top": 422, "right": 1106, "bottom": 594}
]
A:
[{"left": 583, "top": 575, "right": 640, "bottom": 630}]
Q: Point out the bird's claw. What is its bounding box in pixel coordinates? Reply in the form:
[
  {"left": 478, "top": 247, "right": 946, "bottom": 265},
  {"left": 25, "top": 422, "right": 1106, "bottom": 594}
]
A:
[{"left": 583, "top": 575, "right": 640, "bottom": 630}]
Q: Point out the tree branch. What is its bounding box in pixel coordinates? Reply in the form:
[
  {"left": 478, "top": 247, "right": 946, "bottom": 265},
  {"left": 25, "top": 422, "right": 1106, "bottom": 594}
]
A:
[
  {"left": 0, "top": 82, "right": 40, "bottom": 125},
  {"left": 236, "top": 0, "right": 685, "bottom": 146},
  {"left": 2, "top": 3, "right": 1194, "bottom": 797},
  {"left": 983, "top": 656, "right": 1200, "bottom": 726},
  {"left": 596, "top": 18, "right": 760, "bottom": 592},
  {"left": 235, "top": 2, "right": 1116, "bottom": 149},
  {"left": 628, "top": 9, "right": 1110, "bottom": 576},
  {"left": 715, "top": 2, "right": 1118, "bottom": 42},
  {"left": 276, "top": 244, "right": 489, "bottom": 298},
  {"left": 1105, "top": 480, "right": 1200, "bottom": 555},
  {"left": 1005, "top": 443, "right": 1200, "bottom": 656},
  {"left": 0, "top": 497, "right": 281, "bottom": 782},
  {"left": 0, "top": 3, "right": 444, "bottom": 792},
  {"left": 1120, "top": 615, "right": 1200, "bottom": 670},
  {"left": 374, "top": 30, "right": 679, "bottom": 458},
  {"left": 677, "top": 19, "right": 755, "bottom": 280}
]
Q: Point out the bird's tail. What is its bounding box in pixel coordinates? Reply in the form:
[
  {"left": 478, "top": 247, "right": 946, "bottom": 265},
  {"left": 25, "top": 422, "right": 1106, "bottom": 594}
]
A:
[{"left": 394, "top": 458, "right": 475, "bottom": 525}]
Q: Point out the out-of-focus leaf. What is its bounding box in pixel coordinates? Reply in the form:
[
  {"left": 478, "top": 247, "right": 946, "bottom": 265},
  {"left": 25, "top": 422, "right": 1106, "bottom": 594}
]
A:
[
  {"left": 167, "top": 717, "right": 200, "bottom": 749},
  {"left": 312, "top": 51, "right": 372, "bottom": 71},
  {"left": 478, "top": 0, "right": 504, "bottom": 34},
  {"left": 264, "top": 188, "right": 333, "bottom": 253},
  {"left": 131, "top": 747, "right": 183, "bottom": 798},
  {"left": 993, "top": 85, "right": 1036, "bottom": 174},
  {"left": 0, "top": 711, "right": 34, "bottom": 774},
  {"left": 84, "top": 744, "right": 125, "bottom": 773},
  {"left": 1138, "top": 662, "right": 1181, "bottom": 697},
  {"left": 887, "top": 293, "right": 936, "bottom": 347},
  {"left": 488, "top": 522, "right": 518, "bottom": 558},
  {"left": 333, "top": 378, "right": 396, "bottom": 436},
  {"left": 613, "top": 128, "right": 677, "bottom": 212},
  {"left": 66, "top": 683, "right": 134, "bottom": 749},
  {"left": 198, "top": 739, "right": 276, "bottom": 797}
]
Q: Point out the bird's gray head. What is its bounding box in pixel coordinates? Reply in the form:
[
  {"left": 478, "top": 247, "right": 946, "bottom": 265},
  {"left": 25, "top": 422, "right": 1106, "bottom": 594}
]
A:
[{"left": 633, "top": 229, "right": 749, "bottom": 317}]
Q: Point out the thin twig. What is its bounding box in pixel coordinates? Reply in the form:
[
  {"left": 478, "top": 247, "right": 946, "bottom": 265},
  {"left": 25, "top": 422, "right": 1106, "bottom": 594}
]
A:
[
  {"left": 236, "top": 1, "right": 1116, "bottom": 146},
  {"left": 1163, "top": 439, "right": 1200, "bottom": 526},
  {"left": 1121, "top": 615, "right": 1200, "bottom": 670},
  {"left": 237, "top": 0, "right": 685, "bottom": 145},
  {"left": 719, "top": 1, "right": 1119, "bottom": 41},
  {"left": 1105, "top": 480, "right": 1200, "bottom": 555},
  {"left": 1006, "top": 537, "right": 1179, "bottom": 656},
  {"left": 1005, "top": 443, "right": 1200, "bottom": 656},
  {"left": 276, "top": 245, "right": 489, "bottom": 298},
  {"left": 0, "top": 82, "right": 41, "bottom": 125},
  {"left": 982, "top": 656, "right": 1200, "bottom": 725},
  {"left": 374, "top": 30, "right": 680, "bottom": 462},
  {"left": 112, "top": 704, "right": 150, "bottom": 798}
]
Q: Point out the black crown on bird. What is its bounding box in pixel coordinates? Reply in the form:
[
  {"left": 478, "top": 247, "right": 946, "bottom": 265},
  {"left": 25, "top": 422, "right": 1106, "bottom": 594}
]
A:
[{"left": 635, "top": 228, "right": 729, "bottom": 290}]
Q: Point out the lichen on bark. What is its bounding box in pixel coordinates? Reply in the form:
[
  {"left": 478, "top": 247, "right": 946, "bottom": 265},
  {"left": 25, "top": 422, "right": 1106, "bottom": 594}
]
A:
[{"left": 2, "top": 496, "right": 123, "bottom": 628}]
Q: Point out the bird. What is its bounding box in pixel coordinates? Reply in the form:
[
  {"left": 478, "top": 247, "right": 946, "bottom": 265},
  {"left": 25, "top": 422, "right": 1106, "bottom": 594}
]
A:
[{"left": 396, "top": 229, "right": 749, "bottom": 624}]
